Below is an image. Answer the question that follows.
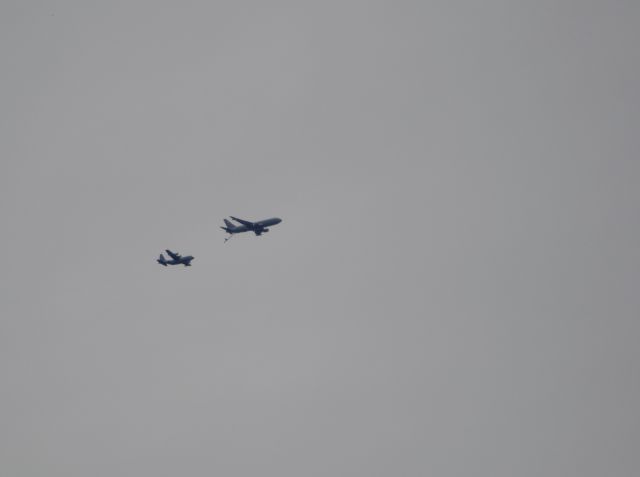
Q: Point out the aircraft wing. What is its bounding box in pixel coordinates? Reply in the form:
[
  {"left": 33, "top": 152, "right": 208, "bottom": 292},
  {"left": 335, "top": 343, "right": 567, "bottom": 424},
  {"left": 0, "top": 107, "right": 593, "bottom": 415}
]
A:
[
  {"left": 229, "top": 216, "right": 255, "bottom": 228},
  {"left": 165, "top": 249, "right": 181, "bottom": 260}
]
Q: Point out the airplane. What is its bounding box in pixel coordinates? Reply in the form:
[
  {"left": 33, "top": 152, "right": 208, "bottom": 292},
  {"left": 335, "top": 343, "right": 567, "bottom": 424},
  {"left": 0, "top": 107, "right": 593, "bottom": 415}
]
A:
[
  {"left": 221, "top": 216, "right": 282, "bottom": 241},
  {"left": 157, "top": 249, "right": 194, "bottom": 267}
]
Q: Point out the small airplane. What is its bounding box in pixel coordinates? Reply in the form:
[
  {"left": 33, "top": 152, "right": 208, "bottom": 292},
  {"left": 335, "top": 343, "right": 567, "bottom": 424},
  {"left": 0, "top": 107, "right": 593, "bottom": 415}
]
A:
[
  {"left": 157, "top": 249, "right": 194, "bottom": 267},
  {"left": 221, "top": 216, "right": 282, "bottom": 241}
]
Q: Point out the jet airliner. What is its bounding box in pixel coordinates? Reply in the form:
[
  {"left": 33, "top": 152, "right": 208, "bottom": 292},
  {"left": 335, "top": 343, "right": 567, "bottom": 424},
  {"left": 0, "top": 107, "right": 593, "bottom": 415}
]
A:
[{"left": 221, "top": 216, "right": 282, "bottom": 241}]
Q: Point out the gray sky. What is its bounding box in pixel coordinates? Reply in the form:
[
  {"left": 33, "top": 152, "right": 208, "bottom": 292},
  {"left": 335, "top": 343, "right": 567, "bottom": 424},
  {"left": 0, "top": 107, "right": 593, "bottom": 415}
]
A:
[{"left": 2, "top": 1, "right": 639, "bottom": 476}]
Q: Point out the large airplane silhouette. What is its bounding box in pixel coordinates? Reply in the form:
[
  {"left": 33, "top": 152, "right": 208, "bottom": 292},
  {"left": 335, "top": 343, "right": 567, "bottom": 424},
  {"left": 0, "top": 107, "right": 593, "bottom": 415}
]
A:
[
  {"left": 157, "top": 249, "right": 194, "bottom": 267},
  {"left": 221, "top": 216, "right": 282, "bottom": 241}
]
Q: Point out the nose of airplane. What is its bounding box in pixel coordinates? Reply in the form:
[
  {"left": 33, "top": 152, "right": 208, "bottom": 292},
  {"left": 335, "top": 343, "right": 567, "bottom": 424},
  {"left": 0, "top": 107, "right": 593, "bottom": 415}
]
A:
[{"left": 276, "top": 218, "right": 282, "bottom": 224}]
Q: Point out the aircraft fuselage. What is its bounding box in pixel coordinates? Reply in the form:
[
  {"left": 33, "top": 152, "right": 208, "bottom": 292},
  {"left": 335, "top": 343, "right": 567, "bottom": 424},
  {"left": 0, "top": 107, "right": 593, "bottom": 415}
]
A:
[
  {"left": 169, "top": 256, "right": 193, "bottom": 266},
  {"left": 157, "top": 252, "right": 194, "bottom": 267},
  {"left": 224, "top": 217, "right": 282, "bottom": 235}
]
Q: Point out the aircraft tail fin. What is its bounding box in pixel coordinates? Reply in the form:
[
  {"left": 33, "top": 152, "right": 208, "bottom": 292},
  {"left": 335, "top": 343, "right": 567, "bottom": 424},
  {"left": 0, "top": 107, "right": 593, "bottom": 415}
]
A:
[
  {"left": 222, "top": 218, "right": 236, "bottom": 232},
  {"left": 157, "top": 254, "right": 167, "bottom": 266}
]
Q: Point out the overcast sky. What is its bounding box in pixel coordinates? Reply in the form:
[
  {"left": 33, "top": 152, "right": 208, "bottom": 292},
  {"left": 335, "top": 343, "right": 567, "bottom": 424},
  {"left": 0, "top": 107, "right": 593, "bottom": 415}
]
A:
[{"left": 1, "top": 1, "right": 639, "bottom": 476}]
